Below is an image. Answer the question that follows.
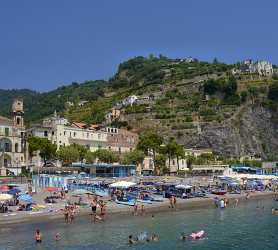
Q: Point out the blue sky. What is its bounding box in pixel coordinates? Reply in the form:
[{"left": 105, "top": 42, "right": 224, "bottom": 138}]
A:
[{"left": 0, "top": 0, "right": 277, "bottom": 91}]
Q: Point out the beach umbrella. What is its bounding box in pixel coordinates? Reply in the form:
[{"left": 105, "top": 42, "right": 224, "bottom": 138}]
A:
[
  {"left": 7, "top": 188, "right": 21, "bottom": 195},
  {"left": 0, "top": 193, "right": 13, "bottom": 201},
  {"left": 109, "top": 181, "right": 136, "bottom": 188},
  {"left": 71, "top": 189, "right": 93, "bottom": 196},
  {"left": 44, "top": 187, "right": 58, "bottom": 193},
  {"left": 18, "top": 194, "right": 33, "bottom": 204},
  {"left": 0, "top": 185, "right": 9, "bottom": 191},
  {"left": 175, "top": 184, "right": 192, "bottom": 189}
]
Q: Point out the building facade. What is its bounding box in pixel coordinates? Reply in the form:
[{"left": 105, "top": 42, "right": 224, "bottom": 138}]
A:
[
  {"left": 0, "top": 99, "right": 28, "bottom": 175},
  {"left": 29, "top": 116, "right": 138, "bottom": 154}
]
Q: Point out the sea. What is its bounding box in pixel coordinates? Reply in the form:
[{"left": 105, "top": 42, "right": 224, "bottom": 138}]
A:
[{"left": 0, "top": 198, "right": 277, "bottom": 250}]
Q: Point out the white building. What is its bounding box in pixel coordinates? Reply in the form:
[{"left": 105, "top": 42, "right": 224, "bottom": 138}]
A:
[
  {"left": 250, "top": 60, "right": 273, "bottom": 76},
  {"left": 166, "top": 158, "right": 189, "bottom": 174}
]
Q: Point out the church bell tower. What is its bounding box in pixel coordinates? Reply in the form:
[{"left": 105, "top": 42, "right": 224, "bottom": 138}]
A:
[{"left": 12, "top": 99, "right": 24, "bottom": 127}]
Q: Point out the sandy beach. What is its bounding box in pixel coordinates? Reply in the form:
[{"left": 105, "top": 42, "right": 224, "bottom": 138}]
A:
[{"left": 0, "top": 190, "right": 276, "bottom": 226}]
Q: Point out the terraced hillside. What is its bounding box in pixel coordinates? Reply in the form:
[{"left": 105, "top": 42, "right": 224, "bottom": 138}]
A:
[{"left": 1, "top": 56, "right": 278, "bottom": 159}]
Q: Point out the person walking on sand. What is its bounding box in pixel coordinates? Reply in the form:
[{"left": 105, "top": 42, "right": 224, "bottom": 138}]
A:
[
  {"left": 64, "top": 206, "right": 69, "bottom": 223},
  {"left": 173, "top": 196, "right": 177, "bottom": 209},
  {"left": 133, "top": 202, "right": 138, "bottom": 216},
  {"left": 140, "top": 205, "right": 146, "bottom": 216},
  {"left": 90, "top": 198, "right": 97, "bottom": 223},
  {"left": 234, "top": 198, "right": 239, "bottom": 208},
  {"left": 169, "top": 196, "right": 174, "bottom": 209}
]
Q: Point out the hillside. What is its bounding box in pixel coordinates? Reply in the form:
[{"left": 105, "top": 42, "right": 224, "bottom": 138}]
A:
[
  {"left": 0, "top": 55, "right": 278, "bottom": 159},
  {"left": 0, "top": 80, "right": 107, "bottom": 124}
]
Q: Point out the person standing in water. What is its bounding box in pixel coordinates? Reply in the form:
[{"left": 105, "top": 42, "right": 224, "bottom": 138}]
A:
[{"left": 34, "top": 229, "right": 42, "bottom": 243}]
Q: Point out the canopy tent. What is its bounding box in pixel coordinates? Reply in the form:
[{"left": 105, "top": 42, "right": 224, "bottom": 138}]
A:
[
  {"left": 110, "top": 181, "right": 136, "bottom": 188},
  {"left": 18, "top": 194, "right": 33, "bottom": 204},
  {"left": 0, "top": 193, "right": 13, "bottom": 201},
  {"left": 175, "top": 184, "right": 192, "bottom": 189}
]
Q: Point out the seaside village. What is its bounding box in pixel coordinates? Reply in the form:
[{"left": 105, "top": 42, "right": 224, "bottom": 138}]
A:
[{"left": 0, "top": 60, "right": 278, "bottom": 223}]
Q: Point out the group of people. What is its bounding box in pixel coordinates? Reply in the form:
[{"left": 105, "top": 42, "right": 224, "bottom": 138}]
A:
[
  {"left": 90, "top": 196, "right": 107, "bottom": 223},
  {"left": 63, "top": 204, "right": 78, "bottom": 224},
  {"left": 128, "top": 232, "right": 159, "bottom": 245},
  {"left": 133, "top": 203, "right": 146, "bottom": 216},
  {"left": 128, "top": 230, "right": 206, "bottom": 245}
]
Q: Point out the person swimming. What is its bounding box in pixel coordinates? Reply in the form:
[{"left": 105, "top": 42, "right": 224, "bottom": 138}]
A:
[
  {"left": 180, "top": 230, "right": 205, "bottom": 240},
  {"left": 128, "top": 235, "right": 137, "bottom": 245},
  {"left": 147, "top": 233, "right": 158, "bottom": 242},
  {"left": 35, "top": 229, "right": 42, "bottom": 243},
  {"left": 55, "top": 233, "right": 61, "bottom": 241}
]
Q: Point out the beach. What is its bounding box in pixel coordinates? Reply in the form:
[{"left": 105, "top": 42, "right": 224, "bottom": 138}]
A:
[{"left": 0, "top": 189, "right": 276, "bottom": 226}]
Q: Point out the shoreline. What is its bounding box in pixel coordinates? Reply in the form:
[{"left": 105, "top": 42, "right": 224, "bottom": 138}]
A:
[{"left": 0, "top": 191, "right": 276, "bottom": 226}]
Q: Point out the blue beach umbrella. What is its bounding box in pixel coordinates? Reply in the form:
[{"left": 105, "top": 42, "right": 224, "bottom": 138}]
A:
[
  {"left": 18, "top": 194, "right": 33, "bottom": 204},
  {"left": 8, "top": 188, "right": 21, "bottom": 195}
]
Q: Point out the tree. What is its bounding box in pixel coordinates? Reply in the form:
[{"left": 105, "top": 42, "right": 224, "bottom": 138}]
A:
[
  {"left": 28, "top": 137, "right": 57, "bottom": 165},
  {"left": 137, "top": 131, "right": 163, "bottom": 174},
  {"left": 162, "top": 138, "right": 180, "bottom": 173},
  {"left": 57, "top": 145, "right": 80, "bottom": 165},
  {"left": 154, "top": 154, "right": 167, "bottom": 175},
  {"left": 175, "top": 144, "right": 185, "bottom": 171},
  {"left": 121, "top": 150, "right": 145, "bottom": 165},
  {"left": 72, "top": 144, "right": 87, "bottom": 161},
  {"left": 94, "top": 149, "right": 119, "bottom": 163},
  {"left": 84, "top": 151, "right": 97, "bottom": 164}
]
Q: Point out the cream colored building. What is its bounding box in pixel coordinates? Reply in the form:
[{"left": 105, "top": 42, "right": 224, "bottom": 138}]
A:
[{"left": 0, "top": 99, "right": 28, "bottom": 175}]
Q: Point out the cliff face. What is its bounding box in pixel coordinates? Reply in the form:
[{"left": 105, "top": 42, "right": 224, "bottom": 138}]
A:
[
  {"left": 124, "top": 103, "right": 278, "bottom": 160},
  {"left": 195, "top": 104, "right": 278, "bottom": 159}
]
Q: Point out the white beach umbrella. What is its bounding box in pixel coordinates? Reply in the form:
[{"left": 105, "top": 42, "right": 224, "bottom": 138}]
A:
[
  {"left": 175, "top": 184, "right": 192, "bottom": 189},
  {"left": 0, "top": 193, "right": 13, "bottom": 201},
  {"left": 109, "top": 181, "right": 136, "bottom": 188}
]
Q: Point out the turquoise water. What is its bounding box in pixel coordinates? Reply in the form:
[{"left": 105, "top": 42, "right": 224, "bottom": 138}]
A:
[{"left": 0, "top": 199, "right": 278, "bottom": 250}]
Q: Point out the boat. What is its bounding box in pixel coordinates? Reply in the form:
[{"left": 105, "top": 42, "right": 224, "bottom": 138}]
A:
[
  {"left": 136, "top": 199, "right": 152, "bottom": 204},
  {"left": 116, "top": 199, "right": 135, "bottom": 206},
  {"left": 211, "top": 190, "right": 227, "bottom": 195},
  {"left": 94, "top": 189, "right": 109, "bottom": 197}
]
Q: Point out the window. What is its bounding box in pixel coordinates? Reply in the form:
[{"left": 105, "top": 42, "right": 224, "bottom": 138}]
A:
[
  {"left": 15, "top": 143, "right": 18, "bottom": 153},
  {"left": 172, "top": 160, "right": 175, "bottom": 165},
  {"left": 21, "top": 156, "right": 23, "bottom": 162},
  {"left": 64, "top": 131, "right": 66, "bottom": 136},
  {"left": 16, "top": 117, "right": 21, "bottom": 125},
  {"left": 73, "top": 132, "right": 76, "bottom": 137},
  {"left": 98, "top": 133, "right": 101, "bottom": 139},
  {"left": 118, "top": 147, "right": 121, "bottom": 154},
  {"left": 4, "top": 143, "right": 11, "bottom": 152},
  {"left": 52, "top": 131, "right": 55, "bottom": 136},
  {"left": 4, "top": 128, "right": 9, "bottom": 136},
  {"left": 44, "top": 131, "right": 48, "bottom": 137}
]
